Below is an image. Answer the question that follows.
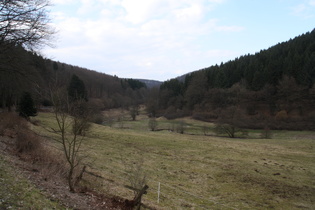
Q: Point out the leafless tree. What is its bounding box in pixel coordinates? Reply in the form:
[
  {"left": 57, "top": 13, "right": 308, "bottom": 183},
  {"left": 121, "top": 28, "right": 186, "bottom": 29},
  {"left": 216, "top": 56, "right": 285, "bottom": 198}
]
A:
[
  {"left": 214, "top": 106, "right": 247, "bottom": 138},
  {"left": 121, "top": 153, "right": 147, "bottom": 196},
  {"left": 0, "top": 0, "right": 55, "bottom": 52},
  {"left": 50, "top": 87, "right": 90, "bottom": 192},
  {"left": 129, "top": 104, "right": 139, "bottom": 121},
  {"left": 0, "top": 0, "right": 55, "bottom": 110},
  {"left": 148, "top": 117, "right": 158, "bottom": 131}
]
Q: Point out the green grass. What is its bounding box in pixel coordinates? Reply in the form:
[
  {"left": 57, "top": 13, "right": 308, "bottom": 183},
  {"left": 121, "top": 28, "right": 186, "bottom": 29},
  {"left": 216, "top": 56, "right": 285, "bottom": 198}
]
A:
[
  {"left": 0, "top": 153, "right": 63, "bottom": 209},
  {"left": 34, "top": 112, "right": 315, "bottom": 209}
]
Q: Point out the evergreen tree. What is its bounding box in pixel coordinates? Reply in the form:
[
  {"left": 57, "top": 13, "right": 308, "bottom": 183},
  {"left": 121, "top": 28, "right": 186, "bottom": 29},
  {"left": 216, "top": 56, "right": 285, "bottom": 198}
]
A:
[
  {"left": 68, "top": 74, "right": 87, "bottom": 101},
  {"left": 18, "top": 92, "right": 37, "bottom": 119}
]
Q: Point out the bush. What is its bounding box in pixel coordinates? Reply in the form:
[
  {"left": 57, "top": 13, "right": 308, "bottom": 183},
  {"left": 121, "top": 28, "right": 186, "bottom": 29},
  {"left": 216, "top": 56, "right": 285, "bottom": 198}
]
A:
[
  {"left": 275, "top": 110, "right": 288, "bottom": 121},
  {"left": 0, "top": 112, "right": 27, "bottom": 137},
  {"left": 0, "top": 112, "right": 40, "bottom": 153},
  {"left": 90, "top": 114, "right": 104, "bottom": 124},
  {"left": 214, "top": 123, "right": 245, "bottom": 138},
  {"left": 16, "top": 129, "right": 41, "bottom": 153}
]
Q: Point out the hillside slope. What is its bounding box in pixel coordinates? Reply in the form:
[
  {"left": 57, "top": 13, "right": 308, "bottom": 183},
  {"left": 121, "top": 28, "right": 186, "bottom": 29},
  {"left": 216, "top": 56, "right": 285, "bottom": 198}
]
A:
[
  {"left": 158, "top": 29, "right": 315, "bottom": 129},
  {"left": 0, "top": 137, "right": 62, "bottom": 209}
]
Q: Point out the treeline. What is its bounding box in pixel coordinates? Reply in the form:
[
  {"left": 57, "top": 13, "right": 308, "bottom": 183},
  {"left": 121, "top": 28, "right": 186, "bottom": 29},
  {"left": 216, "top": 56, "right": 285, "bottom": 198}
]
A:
[
  {"left": 0, "top": 43, "right": 148, "bottom": 112},
  {"left": 156, "top": 29, "right": 315, "bottom": 130}
]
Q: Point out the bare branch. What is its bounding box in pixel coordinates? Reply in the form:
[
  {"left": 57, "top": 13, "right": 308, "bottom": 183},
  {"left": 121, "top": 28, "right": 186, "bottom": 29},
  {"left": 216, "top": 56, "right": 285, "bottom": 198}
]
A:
[{"left": 0, "top": 0, "right": 55, "bottom": 52}]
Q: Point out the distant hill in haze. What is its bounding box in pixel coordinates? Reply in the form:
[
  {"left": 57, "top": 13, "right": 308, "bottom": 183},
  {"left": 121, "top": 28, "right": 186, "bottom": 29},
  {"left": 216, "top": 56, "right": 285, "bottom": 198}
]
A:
[{"left": 136, "top": 79, "right": 162, "bottom": 88}]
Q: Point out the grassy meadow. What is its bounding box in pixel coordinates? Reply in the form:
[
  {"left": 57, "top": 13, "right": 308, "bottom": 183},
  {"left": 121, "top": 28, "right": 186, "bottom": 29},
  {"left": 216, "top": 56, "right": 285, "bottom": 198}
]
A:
[{"left": 33, "top": 110, "right": 315, "bottom": 209}]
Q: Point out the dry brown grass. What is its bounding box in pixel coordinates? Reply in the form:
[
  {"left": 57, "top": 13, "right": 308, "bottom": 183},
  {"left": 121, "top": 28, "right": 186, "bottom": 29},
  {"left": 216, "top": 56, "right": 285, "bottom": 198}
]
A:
[
  {"left": 0, "top": 112, "right": 69, "bottom": 180},
  {"left": 0, "top": 112, "right": 27, "bottom": 137},
  {"left": 32, "top": 112, "right": 315, "bottom": 209}
]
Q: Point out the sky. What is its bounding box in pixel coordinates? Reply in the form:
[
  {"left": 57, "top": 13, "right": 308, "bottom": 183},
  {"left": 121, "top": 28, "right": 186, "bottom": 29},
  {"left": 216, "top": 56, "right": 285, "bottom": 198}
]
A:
[{"left": 43, "top": 0, "right": 315, "bottom": 81}]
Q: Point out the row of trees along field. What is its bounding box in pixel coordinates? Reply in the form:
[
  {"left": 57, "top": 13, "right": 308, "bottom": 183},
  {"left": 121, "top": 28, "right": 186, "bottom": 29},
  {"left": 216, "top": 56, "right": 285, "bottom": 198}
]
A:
[{"left": 157, "top": 29, "right": 315, "bottom": 130}]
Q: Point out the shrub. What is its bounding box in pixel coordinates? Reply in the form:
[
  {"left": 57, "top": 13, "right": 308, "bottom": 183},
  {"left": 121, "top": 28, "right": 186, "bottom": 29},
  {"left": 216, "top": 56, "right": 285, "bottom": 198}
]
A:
[
  {"left": 0, "top": 112, "right": 41, "bottom": 153},
  {"left": 275, "top": 110, "right": 288, "bottom": 121},
  {"left": 91, "top": 114, "right": 104, "bottom": 124},
  {"left": 121, "top": 155, "right": 147, "bottom": 196},
  {"left": 0, "top": 112, "right": 27, "bottom": 137},
  {"left": 214, "top": 123, "right": 245, "bottom": 138},
  {"left": 16, "top": 129, "right": 41, "bottom": 153}
]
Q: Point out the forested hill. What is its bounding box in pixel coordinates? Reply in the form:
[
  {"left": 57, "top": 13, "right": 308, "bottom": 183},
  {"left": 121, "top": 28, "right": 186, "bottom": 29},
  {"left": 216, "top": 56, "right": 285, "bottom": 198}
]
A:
[
  {"left": 157, "top": 29, "right": 315, "bottom": 129},
  {"left": 0, "top": 45, "right": 149, "bottom": 111},
  {"left": 137, "top": 79, "right": 162, "bottom": 88},
  {"left": 191, "top": 28, "right": 315, "bottom": 90}
]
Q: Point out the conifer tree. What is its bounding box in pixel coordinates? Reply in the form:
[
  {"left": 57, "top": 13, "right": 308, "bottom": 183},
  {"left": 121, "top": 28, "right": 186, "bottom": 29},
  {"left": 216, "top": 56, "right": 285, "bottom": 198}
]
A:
[
  {"left": 68, "top": 74, "right": 87, "bottom": 101},
  {"left": 18, "top": 92, "right": 37, "bottom": 119}
]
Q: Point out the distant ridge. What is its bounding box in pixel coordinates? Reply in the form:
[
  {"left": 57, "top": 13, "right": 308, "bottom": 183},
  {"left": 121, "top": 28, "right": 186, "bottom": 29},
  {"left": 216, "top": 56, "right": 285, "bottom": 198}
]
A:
[{"left": 136, "top": 79, "right": 162, "bottom": 88}]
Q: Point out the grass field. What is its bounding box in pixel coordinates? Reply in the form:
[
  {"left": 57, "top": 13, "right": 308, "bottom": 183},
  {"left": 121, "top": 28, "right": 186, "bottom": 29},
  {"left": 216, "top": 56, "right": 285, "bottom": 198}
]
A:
[{"left": 33, "top": 111, "right": 315, "bottom": 209}]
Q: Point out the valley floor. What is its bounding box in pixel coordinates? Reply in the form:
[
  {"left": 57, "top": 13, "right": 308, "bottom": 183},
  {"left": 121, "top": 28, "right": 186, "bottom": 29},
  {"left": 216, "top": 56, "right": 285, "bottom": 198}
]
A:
[{"left": 34, "top": 112, "right": 315, "bottom": 209}]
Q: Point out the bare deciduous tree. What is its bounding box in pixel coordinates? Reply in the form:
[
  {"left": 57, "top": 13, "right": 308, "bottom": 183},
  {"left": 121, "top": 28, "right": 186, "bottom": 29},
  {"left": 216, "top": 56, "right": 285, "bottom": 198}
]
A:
[
  {"left": 214, "top": 106, "right": 247, "bottom": 138},
  {"left": 121, "top": 154, "right": 147, "bottom": 197},
  {"left": 148, "top": 117, "right": 157, "bottom": 131},
  {"left": 129, "top": 104, "right": 139, "bottom": 121},
  {"left": 50, "top": 88, "right": 90, "bottom": 192},
  {"left": 0, "top": 0, "right": 55, "bottom": 110},
  {"left": 0, "top": 0, "right": 55, "bottom": 52}
]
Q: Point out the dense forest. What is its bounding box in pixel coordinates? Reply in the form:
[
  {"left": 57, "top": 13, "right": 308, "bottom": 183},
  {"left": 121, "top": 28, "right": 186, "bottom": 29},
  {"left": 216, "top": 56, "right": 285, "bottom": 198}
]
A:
[
  {"left": 0, "top": 44, "right": 149, "bottom": 114},
  {"left": 157, "top": 29, "right": 315, "bottom": 130},
  {"left": 1, "top": 26, "right": 314, "bottom": 130}
]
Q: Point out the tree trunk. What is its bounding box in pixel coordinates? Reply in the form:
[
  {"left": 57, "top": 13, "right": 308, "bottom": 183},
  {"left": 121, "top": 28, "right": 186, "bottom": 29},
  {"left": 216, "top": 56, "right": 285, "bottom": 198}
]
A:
[{"left": 68, "top": 167, "right": 75, "bottom": 192}]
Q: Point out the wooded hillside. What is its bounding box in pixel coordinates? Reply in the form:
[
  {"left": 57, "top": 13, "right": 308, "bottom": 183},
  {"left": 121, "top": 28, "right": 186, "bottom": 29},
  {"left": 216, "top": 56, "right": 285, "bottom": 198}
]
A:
[
  {"left": 0, "top": 45, "right": 148, "bottom": 112},
  {"left": 158, "top": 29, "right": 315, "bottom": 130}
]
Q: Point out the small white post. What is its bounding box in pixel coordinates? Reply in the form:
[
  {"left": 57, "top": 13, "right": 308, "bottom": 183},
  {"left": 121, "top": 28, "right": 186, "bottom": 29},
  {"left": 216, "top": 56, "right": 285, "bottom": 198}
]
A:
[{"left": 157, "top": 182, "right": 161, "bottom": 203}]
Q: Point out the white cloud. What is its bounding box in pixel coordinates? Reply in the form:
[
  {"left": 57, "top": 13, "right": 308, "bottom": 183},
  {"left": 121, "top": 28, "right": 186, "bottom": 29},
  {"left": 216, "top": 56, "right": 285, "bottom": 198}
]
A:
[
  {"left": 51, "top": 0, "right": 75, "bottom": 5},
  {"left": 77, "top": 0, "right": 97, "bottom": 15},
  {"left": 44, "top": 0, "right": 247, "bottom": 80},
  {"left": 173, "top": 3, "right": 204, "bottom": 22},
  {"left": 121, "top": 0, "right": 167, "bottom": 24},
  {"left": 291, "top": 0, "right": 315, "bottom": 19}
]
